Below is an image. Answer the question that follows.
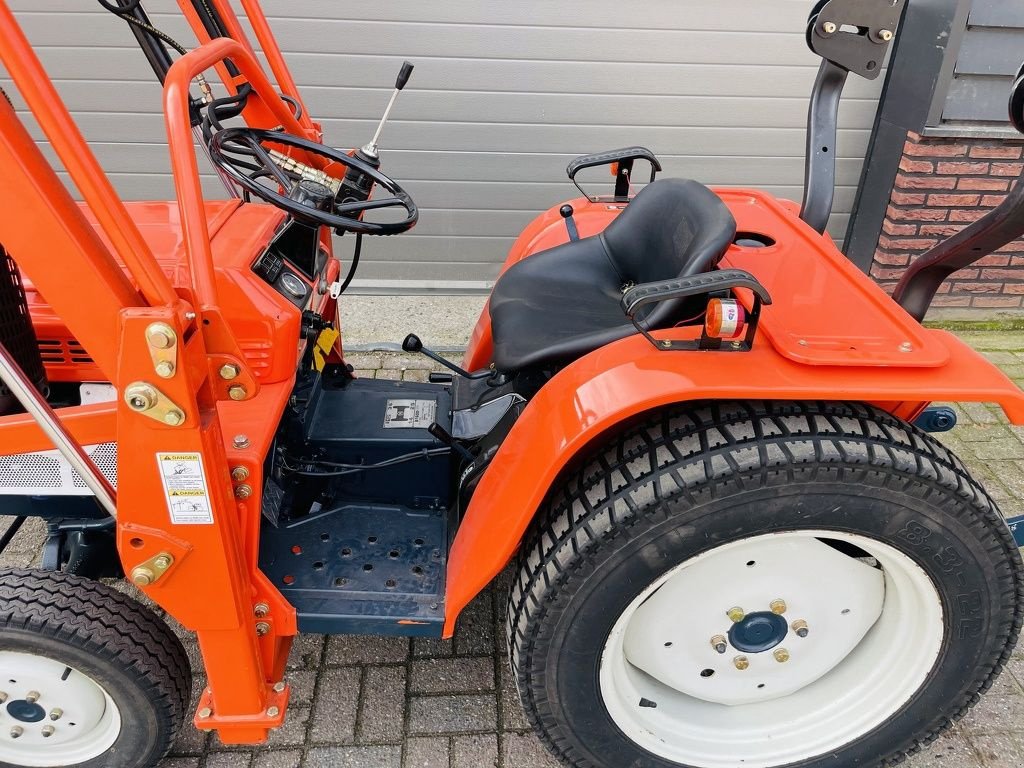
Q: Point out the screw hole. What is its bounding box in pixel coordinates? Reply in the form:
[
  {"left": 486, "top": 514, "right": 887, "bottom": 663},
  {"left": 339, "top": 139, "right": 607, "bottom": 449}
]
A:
[
  {"left": 312, "top": 561, "right": 324, "bottom": 571},
  {"left": 363, "top": 564, "right": 374, "bottom": 572},
  {"left": 412, "top": 566, "right": 424, "bottom": 575},
  {"left": 320, "top": 533, "right": 330, "bottom": 542},
  {"left": 664, "top": 642, "right": 673, "bottom": 648},
  {"left": 129, "top": 537, "right": 144, "bottom": 549},
  {"left": 334, "top": 578, "right": 348, "bottom": 587},
  {"left": 746, "top": 560, "right": 756, "bottom": 567},
  {"left": 700, "top": 669, "right": 715, "bottom": 678},
  {"left": 385, "top": 579, "right": 397, "bottom": 588},
  {"left": 757, "top": 683, "right": 766, "bottom": 689},
  {"left": 821, "top": 146, "right": 830, "bottom": 153},
  {"left": 368, "top": 536, "right": 378, "bottom": 544},
  {"left": 866, "top": 60, "right": 877, "bottom": 71},
  {"left": 841, "top": 608, "right": 851, "bottom": 615},
  {"left": 341, "top": 548, "right": 352, "bottom": 557},
  {"left": 413, "top": 538, "right": 425, "bottom": 546},
  {"left": 389, "top": 550, "right": 400, "bottom": 559}
]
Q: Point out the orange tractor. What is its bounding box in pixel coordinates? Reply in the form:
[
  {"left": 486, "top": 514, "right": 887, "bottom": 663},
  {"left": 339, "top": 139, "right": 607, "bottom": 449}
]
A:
[{"left": 1, "top": 1, "right": 1024, "bottom": 767}]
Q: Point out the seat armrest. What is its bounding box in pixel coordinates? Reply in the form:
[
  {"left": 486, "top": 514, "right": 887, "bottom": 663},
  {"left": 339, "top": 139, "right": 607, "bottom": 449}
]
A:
[
  {"left": 566, "top": 147, "right": 662, "bottom": 182},
  {"left": 620, "top": 269, "right": 772, "bottom": 319}
]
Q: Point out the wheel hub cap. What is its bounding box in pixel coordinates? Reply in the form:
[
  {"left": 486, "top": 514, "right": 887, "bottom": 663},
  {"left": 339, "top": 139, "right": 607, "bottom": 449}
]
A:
[
  {"left": 6, "top": 701, "right": 45, "bottom": 724},
  {"left": 728, "top": 611, "right": 788, "bottom": 653}
]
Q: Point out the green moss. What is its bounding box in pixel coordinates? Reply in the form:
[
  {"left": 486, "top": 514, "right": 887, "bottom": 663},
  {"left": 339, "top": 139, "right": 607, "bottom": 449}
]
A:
[{"left": 925, "top": 318, "right": 1024, "bottom": 332}]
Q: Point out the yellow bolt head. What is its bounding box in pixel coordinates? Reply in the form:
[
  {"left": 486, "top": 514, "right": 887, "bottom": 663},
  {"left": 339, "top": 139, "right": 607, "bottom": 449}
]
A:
[
  {"left": 774, "top": 648, "right": 791, "bottom": 663},
  {"left": 733, "top": 656, "right": 750, "bottom": 671},
  {"left": 154, "top": 361, "right": 175, "bottom": 379},
  {"left": 228, "top": 385, "right": 248, "bottom": 401},
  {"left": 164, "top": 410, "right": 185, "bottom": 427},
  {"left": 727, "top": 607, "right": 745, "bottom": 623},
  {"left": 770, "top": 600, "right": 787, "bottom": 615},
  {"left": 231, "top": 466, "right": 250, "bottom": 482},
  {"left": 146, "top": 323, "right": 176, "bottom": 349},
  {"left": 219, "top": 363, "right": 241, "bottom": 381},
  {"left": 235, "top": 484, "right": 253, "bottom": 500},
  {"left": 131, "top": 566, "right": 155, "bottom": 586}
]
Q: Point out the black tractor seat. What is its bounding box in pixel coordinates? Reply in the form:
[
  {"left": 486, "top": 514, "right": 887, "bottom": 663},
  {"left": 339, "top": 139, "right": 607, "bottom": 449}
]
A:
[{"left": 489, "top": 178, "right": 737, "bottom": 371}]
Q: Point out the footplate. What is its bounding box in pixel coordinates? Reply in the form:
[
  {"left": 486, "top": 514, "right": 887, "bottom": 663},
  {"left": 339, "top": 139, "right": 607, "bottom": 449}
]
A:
[{"left": 259, "top": 504, "right": 447, "bottom": 636}]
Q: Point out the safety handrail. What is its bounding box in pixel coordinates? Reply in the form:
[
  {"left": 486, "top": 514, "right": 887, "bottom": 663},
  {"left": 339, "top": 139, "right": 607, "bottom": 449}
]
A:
[{"left": 162, "top": 37, "right": 311, "bottom": 310}]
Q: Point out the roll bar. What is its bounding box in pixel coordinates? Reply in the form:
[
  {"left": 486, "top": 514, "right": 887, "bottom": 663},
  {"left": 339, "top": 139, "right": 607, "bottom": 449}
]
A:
[
  {"left": 893, "top": 62, "right": 1024, "bottom": 322},
  {"left": 799, "top": 0, "right": 905, "bottom": 234}
]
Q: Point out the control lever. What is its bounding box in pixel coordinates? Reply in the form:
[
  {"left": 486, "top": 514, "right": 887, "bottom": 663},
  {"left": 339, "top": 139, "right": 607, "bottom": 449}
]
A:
[
  {"left": 402, "top": 334, "right": 492, "bottom": 380},
  {"left": 364, "top": 61, "right": 415, "bottom": 160},
  {"left": 427, "top": 422, "right": 475, "bottom": 462}
]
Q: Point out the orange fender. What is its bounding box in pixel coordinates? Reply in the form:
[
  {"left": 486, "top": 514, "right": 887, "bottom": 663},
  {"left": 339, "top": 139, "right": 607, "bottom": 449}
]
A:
[{"left": 443, "top": 326, "right": 1024, "bottom": 635}]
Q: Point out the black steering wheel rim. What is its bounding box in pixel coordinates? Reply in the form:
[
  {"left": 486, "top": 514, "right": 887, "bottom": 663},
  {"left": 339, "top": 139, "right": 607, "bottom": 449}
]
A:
[{"left": 208, "top": 127, "right": 418, "bottom": 235}]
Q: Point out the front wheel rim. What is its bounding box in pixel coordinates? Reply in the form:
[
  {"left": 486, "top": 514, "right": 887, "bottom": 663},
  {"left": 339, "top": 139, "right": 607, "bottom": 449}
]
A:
[
  {"left": 599, "top": 530, "right": 944, "bottom": 768},
  {"left": 0, "top": 652, "right": 121, "bottom": 767}
]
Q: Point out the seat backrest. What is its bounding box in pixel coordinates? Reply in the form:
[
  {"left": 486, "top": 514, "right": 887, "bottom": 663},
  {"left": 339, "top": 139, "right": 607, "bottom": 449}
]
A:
[{"left": 602, "top": 178, "right": 736, "bottom": 326}]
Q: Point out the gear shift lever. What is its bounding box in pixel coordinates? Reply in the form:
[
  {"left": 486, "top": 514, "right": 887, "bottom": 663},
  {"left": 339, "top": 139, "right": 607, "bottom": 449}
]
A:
[{"left": 402, "top": 334, "right": 493, "bottom": 380}]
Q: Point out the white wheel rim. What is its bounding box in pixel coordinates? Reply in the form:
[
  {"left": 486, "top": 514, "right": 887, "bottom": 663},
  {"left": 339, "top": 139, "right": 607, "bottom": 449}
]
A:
[
  {"left": 599, "top": 530, "right": 944, "bottom": 768},
  {"left": 0, "top": 652, "right": 121, "bottom": 767}
]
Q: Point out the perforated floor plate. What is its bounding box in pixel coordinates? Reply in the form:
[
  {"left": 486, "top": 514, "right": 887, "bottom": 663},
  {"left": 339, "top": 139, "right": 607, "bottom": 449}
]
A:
[{"left": 259, "top": 503, "right": 447, "bottom": 636}]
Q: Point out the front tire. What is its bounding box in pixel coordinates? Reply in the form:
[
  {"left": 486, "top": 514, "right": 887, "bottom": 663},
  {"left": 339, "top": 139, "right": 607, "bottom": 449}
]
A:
[
  {"left": 508, "top": 401, "right": 1024, "bottom": 768},
  {"left": 0, "top": 569, "right": 191, "bottom": 768}
]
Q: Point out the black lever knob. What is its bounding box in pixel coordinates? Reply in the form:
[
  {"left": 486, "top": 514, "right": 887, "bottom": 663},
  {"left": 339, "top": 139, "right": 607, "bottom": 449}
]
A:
[
  {"left": 396, "top": 61, "right": 415, "bottom": 91},
  {"left": 560, "top": 204, "right": 574, "bottom": 219},
  {"left": 402, "top": 333, "right": 423, "bottom": 353}
]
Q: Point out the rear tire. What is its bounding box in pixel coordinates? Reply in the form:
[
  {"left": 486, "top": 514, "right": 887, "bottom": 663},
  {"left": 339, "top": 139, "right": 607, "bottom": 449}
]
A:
[
  {"left": 507, "top": 401, "right": 1024, "bottom": 768},
  {"left": 0, "top": 568, "right": 191, "bottom": 768}
]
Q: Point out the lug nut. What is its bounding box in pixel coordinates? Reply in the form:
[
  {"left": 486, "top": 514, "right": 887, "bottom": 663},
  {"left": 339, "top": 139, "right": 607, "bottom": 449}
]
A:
[
  {"left": 164, "top": 410, "right": 185, "bottom": 426},
  {"left": 231, "top": 466, "right": 250, "bottom": 482},
  {"left": 880, "top": 28, "right": 893, "bottom": 41},
  {"left": 266, "top": 705, "right": 280, "bottom": 717},
  {"left": 233, "top": 434, "right": 251, "bottom": 450},
  {"left": 153, "top": 554, "right": 172, "bottom": 570},
  {"left": 727, "top": 607, "right": 745, "bottom": 623},
  {"left": 254, "top": 602, "right": 270, "bottom": 618},
  {"left": 710, "top": 634, "right": 728, "bottom": 654},
  {"left": 219, "top": 363, "right": 241, "bottom": 381},
  {"left": 770, "top": 599, "right": 787, "bottom": 615},
  {"left": 273, "top": 681, "right": 286, "bottom": 693},
  {"left": 154, "top": 361, "right": 175, "bottom": 379},
  {"left": 256, "top": 621, "right": 271, "bottom": 636},
  {"left": 792, "top": 619, "right": 809, "bottom": 638},
  {"left": 9, "top": 726, "right": 22, "bottom": 739},
  {"left": 733, "top": 655, "right": 750, "bottom": 671},
  {"left": 41, "top": 725, "right": 55, "bottom": 738},
  {"left": 24, "top": 691, "right": 39, "bottom": 704},
  {"left": 228, "top": 385, "right": 248, "bottom": 401},
  {"left": 822, "top": 21, "right": 837, "bottom": 34},
  {"left": 49, "top": 708, "right": 62, "bottom": 721},
  {"left": 235, "top": 484, "right": 253, "bottom": 500},
  {"left": 774, "top": 648, "right": 791, "bottom": 663},
  {"left": 198, "top": 706, "right": 212, "bottom": 719}
]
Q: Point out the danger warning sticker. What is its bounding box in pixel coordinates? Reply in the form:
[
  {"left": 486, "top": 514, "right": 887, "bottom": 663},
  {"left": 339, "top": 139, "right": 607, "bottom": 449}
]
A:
[{"left": 156, "top": 452, "right": 214, "bottom": 525}]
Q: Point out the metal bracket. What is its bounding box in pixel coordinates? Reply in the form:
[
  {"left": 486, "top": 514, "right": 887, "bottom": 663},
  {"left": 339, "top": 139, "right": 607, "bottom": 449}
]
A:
[
  {"left": 129, "top": 550, "right": 174, "bottom": 587},
  {"left": 806, "top": 0, "right": 904, "bottom": 80},
  {"left": 123, "top": 381, "right": 187, "bottom": 427}
]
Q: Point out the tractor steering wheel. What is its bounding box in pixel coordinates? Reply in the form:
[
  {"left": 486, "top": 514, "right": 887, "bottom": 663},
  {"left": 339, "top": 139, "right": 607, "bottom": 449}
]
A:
[{"left": 208, "top": 127, "right": 418, "bottom": 235}]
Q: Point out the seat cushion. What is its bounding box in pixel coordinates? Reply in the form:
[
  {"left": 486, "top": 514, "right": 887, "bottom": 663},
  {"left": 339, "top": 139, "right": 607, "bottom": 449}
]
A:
[{"left": 490, "top": 178, "right": 736, "bottom": 372}]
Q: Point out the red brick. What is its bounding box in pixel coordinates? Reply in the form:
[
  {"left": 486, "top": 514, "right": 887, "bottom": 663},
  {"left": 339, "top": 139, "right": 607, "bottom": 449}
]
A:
[
  {"left": 957, "top": 177, "right": 1010, "bottom": 191},
  {"left": 900, "top": 158, "right": 934, "bottom": 173},
  {"left": 904, "top": 141, "right": 968, "bottom": 158},
  {"left": 991, "top": 163, "right": 1024, "bottom": 176},
  {"left": 882, "top": 220, "right": 918, "bottom": 236},
  {"left": 936, "top": 282, "right": 951, "bottom": 294},
  {"left": 981, "top": 269, "right": 1023, "bottom": 281},
  {"left": 890, "top": 191, "right": 927, "bottom": 206},
  {"left": 929, "top": 296, "right": 972, "bottom": 307},
  {"left": 952, "top": 281, "right": 998, "bottom": 293},
  {"left": 918, "top": 224, "right": 965, "bottom": 237},
  {"left": 873, "top": 251, "right": 911, "bottom": 266},
  {"left": 981, "top": 194, "right": 1008, "bottom": 207},
  {"left": 969, "top": 145, "right": 1023, "bottom": 160},
  {"left": 996, "top": 241, "right": 1024, "bottom": 253},
  {"left": 974, "top": 255, "right": 1011, "bottom": 267},
  {"left": 1012, "top": 256, "right": 1024, "bottom": 266},
  {"left": 895, "top": 175, "right": 958, "bottom": 190},
  {"left": 936, "top": 161, "right": 990, "bottom": 175},
  {"left": 878, "top": 236, "right": 939, "bottom": 250},
  {"left": 971, "top": 296, "right": 1022, "bottom": 308},
  {"left": 888, "top": 207, "right": 948, "bottom": 222},
  {"left": 1003, "top": 283, "right": 1024, "bottom": 294},
  {"left": 906, "top": 131, "right": 922, "bottom": 142},
  {"left": 949, "top": 209, "right": 988, "bottom": 223},
  {"left": 871, "top": 265, "right": 905, "bottom": 280},
  {"left": 926, "top": 193, "right": 981, "bottom": 207}
]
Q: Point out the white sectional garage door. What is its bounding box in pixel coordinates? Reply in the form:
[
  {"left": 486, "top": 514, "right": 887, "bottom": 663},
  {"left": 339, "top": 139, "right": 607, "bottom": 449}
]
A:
[{"left": 4, "top": 0, "right": 884, "bottom": 289}]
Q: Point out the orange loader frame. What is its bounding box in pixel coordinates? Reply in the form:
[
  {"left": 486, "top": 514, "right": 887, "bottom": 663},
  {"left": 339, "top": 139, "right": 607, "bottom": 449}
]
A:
[{"left": 2, "top": 0, "right": 1024, "bottom": 746}]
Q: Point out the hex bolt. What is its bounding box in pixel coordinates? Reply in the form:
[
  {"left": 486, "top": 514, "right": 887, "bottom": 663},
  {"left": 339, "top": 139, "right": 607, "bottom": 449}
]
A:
[
  {"left": 880, "top": 28, "right": 893, "bottom": 41},
  {"left": 228, "top": 385, "right": 248, "bottom": 401},
  {"left": 273, "top": 681, "right": 286, "bottom": 694},
  {"left": 900, "top": 341, "right": 914, "bottom": 353},
  {"left": 164, "top": 410, "right": 185, "bottom": 427},
  {"left": 233, "top": 434, "right": 251, "bottom": 450},
  {"left": 9, "top": 726, "right": 23, "bottom": 739},
  {"left": 774, "top": 648, "right": 791, "bottom": 663},
  {"left": 154, "top": 361, "right": 175, "bottom": 379},
  {"left": 131, "top": 566, "right": 156, "bottom": 586},
  {"left": 231, "top": 466, "right": 250, "bottom": 482},
  {"left": 733, "top": 656, "right": 750, "bottom": 671},
  {"left": 24, "top": 691, "right": 40, "bottom": 704},
  {"left": 256, "top": 621, "right": 271, "bottom": 636},
  {"left": 153, "top": 554, "right": 172, "bottom": 570},
  {"left": 235, "top": 484, "right": 253, "bottom": 500},
  {"left": 266, "top": 706, "right": 280, "bottom": 717},
  {"left": 41, "top": 725, "right": 55, "bottom": 738},
  {"left": 146, "top": 323, "right": 176, "bottom": 350},
  {"left": 48, "top": 708, "right": 62, "bottom": 721},
  {"left": 197, "top": 706, "right": 212, "bottom": 719},
  {"left": 822, "top": 21, "right": 837, "bottom": 34},
  {"left": 792, "top": 619, "right": 810, "bottom": 638},
  {"left": 770, "top": 599, "right": 787, "bottom": 615},
  {"left": 219, "top": 363, "right": 241, "bottom": 381},
  {"left": 254, "top": 602, "right": 270, "bottom": 618},
  {"left": 727, "top": 607, "right": 745, "bottom": 623},
  {"left": 710, "top": 635, "right": 728, "bottom": 654}
]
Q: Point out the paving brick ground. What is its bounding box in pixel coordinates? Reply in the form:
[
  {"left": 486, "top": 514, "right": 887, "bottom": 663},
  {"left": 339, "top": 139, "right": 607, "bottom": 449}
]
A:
[{"left": 5, "top": 331, "right": 1024, "bottom": 767}]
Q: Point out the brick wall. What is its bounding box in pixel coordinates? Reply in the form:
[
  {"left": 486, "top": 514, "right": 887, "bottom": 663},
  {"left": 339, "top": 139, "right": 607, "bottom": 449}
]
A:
[{"left": 871, "top": 131, "right": 1024, "bottom": 312}]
